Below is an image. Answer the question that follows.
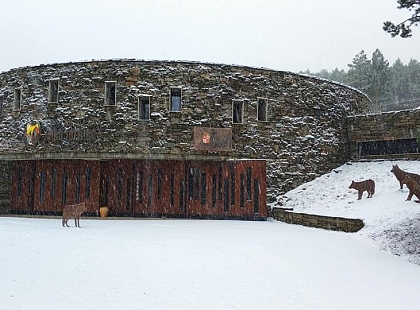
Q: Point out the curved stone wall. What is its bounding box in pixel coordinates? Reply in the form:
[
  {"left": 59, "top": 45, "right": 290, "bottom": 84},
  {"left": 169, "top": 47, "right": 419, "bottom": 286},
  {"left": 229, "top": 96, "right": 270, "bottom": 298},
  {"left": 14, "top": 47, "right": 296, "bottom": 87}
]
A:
[{"left": 0, "top": 60, "right": 370, "bottom": 201}]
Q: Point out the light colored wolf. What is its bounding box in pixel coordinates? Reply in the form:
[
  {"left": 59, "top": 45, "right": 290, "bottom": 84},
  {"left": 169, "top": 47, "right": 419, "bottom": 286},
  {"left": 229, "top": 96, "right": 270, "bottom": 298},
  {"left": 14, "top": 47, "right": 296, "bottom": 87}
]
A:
[{"left": 62, "top": 202, "right": 87, "bottom": 228}]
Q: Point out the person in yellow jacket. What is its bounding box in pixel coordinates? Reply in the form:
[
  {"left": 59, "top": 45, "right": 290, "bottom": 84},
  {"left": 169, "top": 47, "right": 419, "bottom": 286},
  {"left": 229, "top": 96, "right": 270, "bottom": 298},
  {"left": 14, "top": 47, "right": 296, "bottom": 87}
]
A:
[{"left": 26, "top": 122, "right": 40, "bottom": 145}]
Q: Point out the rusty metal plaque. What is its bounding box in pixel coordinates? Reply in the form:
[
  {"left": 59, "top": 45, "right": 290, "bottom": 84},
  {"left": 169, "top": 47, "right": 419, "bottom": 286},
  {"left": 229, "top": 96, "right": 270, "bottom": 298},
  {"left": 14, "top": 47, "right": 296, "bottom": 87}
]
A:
[{"left": 193, "top": 127, "right": 232, "bottom": 152}]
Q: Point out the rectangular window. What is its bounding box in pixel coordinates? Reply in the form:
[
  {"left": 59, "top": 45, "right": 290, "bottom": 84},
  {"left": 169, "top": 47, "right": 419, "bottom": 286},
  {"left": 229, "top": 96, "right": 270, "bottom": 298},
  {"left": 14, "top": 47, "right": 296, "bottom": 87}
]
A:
[
  {"left": 254, "top": 179, "right": 260, "bottom": 213},
  {"left": 118, "top": 168, "right": 123, "bottom": 200},
  {"left": 136, "top": 172, "right": 143, "bottom": 202},
  {"left": 188, "top": 168, "right": 194, "bottom": 200},
  {"left": 212, "top": 174, "right": 217, "bottom": 208},
  {"left": 51, "top": 167, "right": 57, "bottom": 197},
  {"left": 147, "top": 174, "right": 153, "bottom": 207},
  {"left": 14, "top": 88, "right": 22, "bottom": 111},
  {"left": 257, "top": 98, "right": 268, "bottom": 121},
  {"left": 232, "top": 100, "right": 244, "bottom": 124},
  {"left": 218, "top": 167, "right": 222, "bottom": 201},
  {"left": 170, "top": 173, "right": 175, "bottom": 207},
  {"left": 158, "top": 168, "right": 163, "bottom": 200},
  {"left": 240, "top": 174, "right": 245, "bottom": 208},
  {"left": 17, "top": 166, "right": 23, "bottom": 197},
  {"left": 126, "top": 178, "right": 131, "bottom": 212},
  {"left": 179, "top": 179, "right": 185, "bottom": 211},
  {"left": 85, "top": 167, "right": 91, "bottom": 198},
  {"left": 76, "top": 172, "right": 81, "bottom": 202},
  {"left": 105, "top": 81, "right": 117, "bottom": 106},
  {"left": 48, "top": 78, "right": 59, "bottom": 103},
  {"left": 138, "top": 95, "right": 151, "bottom": 120},
  {"left": 246, "top": 167, "right": 252, "bottom": 201},
  {"left": 104, "top": 175, "right": 109, "bottom": 205},
  {"left": 224, "top": 179, "right": 229, "bottom": 212},
  {"left": 40, "top": 171, "right": 45, "bottom": 203},
  {"left": 170, "top": 87, "right": 182, "bottom": 112},
  {"left": 201, "top": 172, "right": 206, "bottom": 206},
  {"left": 194, "top": 168, "right": 200, "bottom": 200},
  {"left": 230, "top": 167, "right": 235, "bottom": 205},
  {"left": 62, "top": 174, "right": 68, "bottom": 205}
]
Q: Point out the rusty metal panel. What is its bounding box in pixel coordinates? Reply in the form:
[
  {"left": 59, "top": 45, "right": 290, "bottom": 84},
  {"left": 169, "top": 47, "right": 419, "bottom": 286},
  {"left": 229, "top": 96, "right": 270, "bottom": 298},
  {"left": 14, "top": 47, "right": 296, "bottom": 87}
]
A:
[
  {"left": 193, "top": 127, "right": 232, "bottom": 152},
  {"left": 10, "top": 161, "right": 35, "bottom": 213},
  {"left": 9, "top": 158, "right": 266, "bottom": 220},
  {"left": 10, "top": 160, "right": 100, "bottom": 215}
]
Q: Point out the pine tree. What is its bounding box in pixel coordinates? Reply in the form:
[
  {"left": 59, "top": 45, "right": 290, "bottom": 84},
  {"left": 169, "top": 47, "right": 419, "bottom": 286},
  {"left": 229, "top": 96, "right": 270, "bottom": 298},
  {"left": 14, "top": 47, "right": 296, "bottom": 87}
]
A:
[
  {"left": 392, "top": 58, "right": 411, "bottom": 102},
  {"left": 369, "top": 49, "right": 393, "bottom": 107},
  {"left": 407, "top": 59, "right": 420, "bottom": 99},
  {"left": 346, "top": 50, "right": 372, "bottom": 94},
  {"left": 383, "top": 0, "right": 420, "bottom": 38}
]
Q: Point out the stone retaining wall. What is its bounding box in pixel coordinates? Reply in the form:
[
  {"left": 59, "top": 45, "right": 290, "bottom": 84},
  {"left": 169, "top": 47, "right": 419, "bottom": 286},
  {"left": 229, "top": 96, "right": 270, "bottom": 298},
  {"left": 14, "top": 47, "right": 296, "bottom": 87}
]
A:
[
  {"left": 272, "top": 207, "right": 365, "bottom": 233},
  {"left": 347, "top": 109, "right": 420, "bottom": 159}
]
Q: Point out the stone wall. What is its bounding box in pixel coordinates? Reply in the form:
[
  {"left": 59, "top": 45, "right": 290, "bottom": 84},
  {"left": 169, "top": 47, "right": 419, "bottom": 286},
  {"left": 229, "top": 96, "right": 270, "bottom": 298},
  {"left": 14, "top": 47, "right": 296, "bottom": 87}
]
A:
[
  {"left": 272, "top": 207, "right": 365, "bottom": 233},
  {"left": 0, "top": 60, "right": 370, "bottom": 202},
  {"left": 347, "top": 109, "right": 420, "bottom": 159}
]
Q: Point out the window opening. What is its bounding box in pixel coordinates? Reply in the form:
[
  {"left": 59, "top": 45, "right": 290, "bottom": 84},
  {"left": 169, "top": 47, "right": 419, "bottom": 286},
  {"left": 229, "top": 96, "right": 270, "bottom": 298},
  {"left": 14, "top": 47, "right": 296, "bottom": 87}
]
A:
[
  {"left": 136, "top": 172, "right": 143, "bottom": 202},
  {"left": 224, "top": 179, "right": 229, "bottom": 212},
  {"left": 212, "top": 174, "right": 217, "bottom": 208},
  {"left": 126, "top": 178, "right": 131, "bottom": 212},
  {"left": 48, "top": 78, "right": 59, "bottom": 103},
  {"left": 62, "top": 173, "right": 68, "bottom": 205},
  {"left": 118, "top": 168, "right": 123, "bottom": 200},
  {"left": 85, "top": 167, "right": 91, "bottom": 198},
  {"left": 254, "top": 179, "right": 260, "bottom": 213},
  {"left": 188, "top": 168, "right": 194, "bottom": 200},
  {"left": 201, "top": 172, "right": 206, "bottom": 206},
  {"left": 232, "top": 100, "right": 244, "bottom": 124},
  {"left": 246, "top": 167, "right": 252, "bottom": 201},
  {"left": 51, "top": 167, "right": 57, "bottom": 197},
  {"left": 170, "top": 87, "right": 182, "bottom": 112},
  {"left": 170, "top": 173, "right": 175, "bottom": 207},
  {"left": 218, "top": 167, "right": 222, "bottom": 201},
  {"left": 179, "top": 179, "right": 185, "bottom": 211},
  {"left": 230, "top": 167, "right": 235, "bottom": 205},
  {"left": 240, "top": 174, "right": 245, "bottom": 208},
  {"left": 158, "top": 168, "right": 163, "bottom": 200},
  {"left": 257, "top": 98, "right": 267, "bottom": 121},
  {"left": 105, "top": 81, "right": 117, "bottom": 106},
  {"left": 194, "top": 168, "right": 200, "bottom": 200},
  {"left": 17, "top": 166, "right": 23, "bottom": 197},
  {"left": 147, "top": 174, "right": 153, "bottom": 207},
  {"left": 138, "top": 95, "right": 151, "bottom": 120},
  {"left": 40, "top": 171, "right": 45, "bottom": 203},
  {"left": 76, "top": 172, "right": 81, "bottom": 202},
  {"left": 14, "top": 88, "right": 22, "bottom": 111},
  {"left": 104, "top": 175, "right": 109, "bottom": 205}
]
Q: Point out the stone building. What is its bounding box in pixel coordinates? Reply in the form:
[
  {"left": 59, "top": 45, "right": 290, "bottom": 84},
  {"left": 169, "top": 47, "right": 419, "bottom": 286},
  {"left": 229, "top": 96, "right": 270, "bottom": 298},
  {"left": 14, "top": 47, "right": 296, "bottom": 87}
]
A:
[{"left": 0, "top": 60, "right": 370, "bottom": 217}]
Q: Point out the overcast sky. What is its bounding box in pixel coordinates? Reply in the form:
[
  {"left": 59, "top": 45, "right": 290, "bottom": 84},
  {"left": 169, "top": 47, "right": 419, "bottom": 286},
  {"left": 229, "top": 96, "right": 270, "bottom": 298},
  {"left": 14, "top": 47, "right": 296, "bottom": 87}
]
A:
[{"left": 0, "top": 0, "right": 419, "bottom": 74}]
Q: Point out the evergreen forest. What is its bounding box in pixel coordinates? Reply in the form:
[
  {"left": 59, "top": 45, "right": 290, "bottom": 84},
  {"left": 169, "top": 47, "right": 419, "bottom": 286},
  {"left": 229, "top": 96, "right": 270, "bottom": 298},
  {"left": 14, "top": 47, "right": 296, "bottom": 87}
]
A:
[{"left": 300, "top": 49, "right": 420, "bottom": 112}]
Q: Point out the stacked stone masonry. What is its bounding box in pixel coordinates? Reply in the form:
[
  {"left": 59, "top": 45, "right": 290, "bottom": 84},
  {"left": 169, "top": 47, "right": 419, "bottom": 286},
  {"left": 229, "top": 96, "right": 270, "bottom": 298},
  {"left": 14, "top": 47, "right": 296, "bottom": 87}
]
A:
[
  {"left": 347, "top": 109, "right": 420, "bottom": 159},
  {"left": 0, "top": 60, "right": 370, "bottom": 203},
  {"left": 272, "top": 207, "right": 365, "bottom": 233}
]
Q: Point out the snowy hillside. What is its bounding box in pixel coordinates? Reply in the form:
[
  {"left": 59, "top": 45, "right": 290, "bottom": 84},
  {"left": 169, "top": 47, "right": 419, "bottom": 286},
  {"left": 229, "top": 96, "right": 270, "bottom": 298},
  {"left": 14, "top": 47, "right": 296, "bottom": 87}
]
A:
[{"left": 279, "top": 159, "right": 420, "bottom": 265}]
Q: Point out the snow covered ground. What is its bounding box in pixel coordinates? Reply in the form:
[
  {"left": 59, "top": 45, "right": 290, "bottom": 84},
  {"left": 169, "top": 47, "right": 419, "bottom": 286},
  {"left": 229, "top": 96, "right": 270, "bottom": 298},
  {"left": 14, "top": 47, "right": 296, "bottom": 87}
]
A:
[
  {"left": 1, "top": 159, "right": 420, "bottom": 309},
  {"left": 280, "top": 159, "right": 420, "bottom": 265}
]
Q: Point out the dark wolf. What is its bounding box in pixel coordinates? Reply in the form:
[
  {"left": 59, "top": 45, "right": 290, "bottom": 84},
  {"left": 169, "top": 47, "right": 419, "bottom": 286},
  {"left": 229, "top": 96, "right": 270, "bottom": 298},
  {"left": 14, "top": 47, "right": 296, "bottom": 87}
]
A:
[
  {"left": 391, "top": 164, "right": 420, "bottom": 190},
  {"left": 401, "top": 175, "right": 420, "bottom": 202},
  {"left": 349, "top": 179, "right": 375, "bottom": 200}
]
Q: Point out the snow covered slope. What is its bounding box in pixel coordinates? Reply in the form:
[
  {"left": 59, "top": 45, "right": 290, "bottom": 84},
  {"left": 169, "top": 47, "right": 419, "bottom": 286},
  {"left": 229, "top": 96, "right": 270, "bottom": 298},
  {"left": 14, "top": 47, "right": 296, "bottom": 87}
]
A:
[{"left": 280, "top": 159, "right": 420, "bottom": 264}]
